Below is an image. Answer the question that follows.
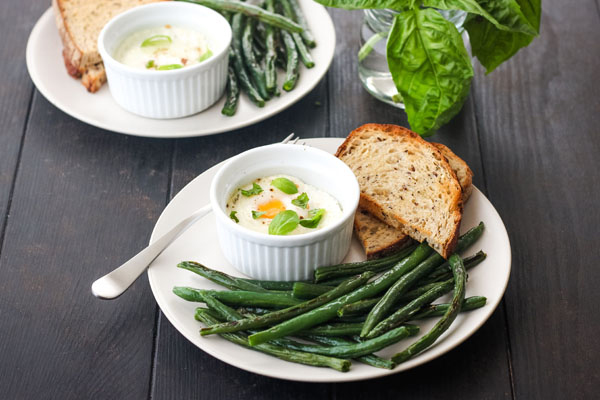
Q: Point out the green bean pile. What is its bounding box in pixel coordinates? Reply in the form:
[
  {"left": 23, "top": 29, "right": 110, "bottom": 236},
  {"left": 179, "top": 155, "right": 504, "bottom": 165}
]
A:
[
  {"left": 178, "top": 0, "right": 316, "bottom": 116},
  {"left": 173, "top": 222, "right": 488, "bottom": 372}
]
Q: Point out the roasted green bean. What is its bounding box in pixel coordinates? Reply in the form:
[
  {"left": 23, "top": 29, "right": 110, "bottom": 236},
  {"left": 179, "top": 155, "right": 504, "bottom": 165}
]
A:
[
  {"left": 242, "top": 17, "right": 269, "bottom": 99},
  {"left": 173, "top": 287, "right": 301, "bottom": 308},
  {"left": 195, "top": 309, "right": 351, "bottom": 371},
  {"left": 178, "top": 0, "right": 303, "bottom": 33},
  {"left": 200, "top": 272, "right": 374, "bottom": 336},
  {"left": 392, "top": 254, "right": 467, "bottom": 364},
  {"left": 247, "top": 243, "right": 432, "bottom": 346},
  {"left": 361, "top": 222, "right": 484, "bottom": 337},
  {"left": 178, "top": 261, "right": 267, "bottom": 292}
]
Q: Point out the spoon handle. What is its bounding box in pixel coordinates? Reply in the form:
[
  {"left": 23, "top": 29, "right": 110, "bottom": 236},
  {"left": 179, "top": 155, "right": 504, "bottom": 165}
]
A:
[{"left": 91, "top": 204, "right": 213, "bottom": 299}]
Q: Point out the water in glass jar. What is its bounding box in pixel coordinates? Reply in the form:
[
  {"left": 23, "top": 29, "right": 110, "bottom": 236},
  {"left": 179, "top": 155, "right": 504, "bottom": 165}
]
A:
[{"left": 358, "top": 9, "right": 467, "bottom": 109}]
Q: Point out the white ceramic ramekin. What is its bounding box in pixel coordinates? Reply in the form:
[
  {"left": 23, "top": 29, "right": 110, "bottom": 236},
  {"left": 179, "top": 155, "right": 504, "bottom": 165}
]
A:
[
  {"left": 210, "top": 144, "right": 360, "bottom": 281},
  {"left": 98, "top": 2, "right": 231, "bottom": 119}
]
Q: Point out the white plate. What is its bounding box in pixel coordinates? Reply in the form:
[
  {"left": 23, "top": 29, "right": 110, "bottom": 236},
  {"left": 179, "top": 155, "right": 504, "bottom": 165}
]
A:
[
  {"left": 147, "top": 138, "right": 511, "bottom": 382},
  {"left": 25, "top": 1, "right": 335, "bottom": 138}
]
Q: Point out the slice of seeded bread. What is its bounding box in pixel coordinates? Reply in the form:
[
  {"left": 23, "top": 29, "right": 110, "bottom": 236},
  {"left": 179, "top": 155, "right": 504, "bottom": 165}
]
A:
[
  {"left": 336, "top": 124, "right": 463, "bottom": 259},
  {"left": 354, "top": 142, "right": 474, "bottom": 259},
  {"left": 52, "top": 0, "right": 163, "bottom": 92},
  {"left": 354, "top": 208, "right": 414, "bottom": 260}
]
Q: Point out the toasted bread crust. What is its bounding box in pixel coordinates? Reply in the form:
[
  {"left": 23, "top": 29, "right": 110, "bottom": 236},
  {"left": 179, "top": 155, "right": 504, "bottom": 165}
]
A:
[
  {"left": 337, "top": 124, "right": 463, "bottom": 258},
  {"left": 431, "top": 143, "right": 474, "bottom": 202},
  {"left": 54, "top": 0, "right": 83, "bottom": 76},
  {"left": 52, "top": 0, "right": 164, "bottom": 92},
  {"left": 61, "top": 49, "right": 81, "bottom": 78}
]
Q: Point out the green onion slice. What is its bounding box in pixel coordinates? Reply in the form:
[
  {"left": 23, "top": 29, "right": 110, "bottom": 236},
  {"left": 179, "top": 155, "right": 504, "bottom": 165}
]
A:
[
  {"left": 141, "top": 34, "right": 172, "bottom": 48},
  {"left": 157, "top": 64, "right": 183, "bottom": 70},
  {"left": 198, "top": 49, "right": 213, "bottom": 62}
]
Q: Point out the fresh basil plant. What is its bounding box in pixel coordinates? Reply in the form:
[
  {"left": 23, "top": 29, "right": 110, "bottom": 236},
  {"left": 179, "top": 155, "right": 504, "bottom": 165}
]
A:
[{"left": 314, "top": 0, "right": 541, "bottom": 135}]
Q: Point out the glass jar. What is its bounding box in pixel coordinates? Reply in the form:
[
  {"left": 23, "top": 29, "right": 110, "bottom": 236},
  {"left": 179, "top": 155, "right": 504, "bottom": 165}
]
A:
[{"left": 358, "top": 9, "right": 467, "bottom": 109}]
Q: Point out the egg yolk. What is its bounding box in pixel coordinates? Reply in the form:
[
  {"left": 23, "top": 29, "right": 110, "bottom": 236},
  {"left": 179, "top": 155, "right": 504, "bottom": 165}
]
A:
[{"left": 257, "top": 199, "right": 286, "bottom": 218}]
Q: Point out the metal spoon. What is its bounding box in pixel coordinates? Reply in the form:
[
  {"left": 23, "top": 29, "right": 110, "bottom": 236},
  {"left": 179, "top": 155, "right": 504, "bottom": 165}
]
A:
[
  {"left": 91, "top": 133, "right": 300, "bottom": 299},
  {"left": 91, "top": 204, "right": 212, "bottom": 299}
]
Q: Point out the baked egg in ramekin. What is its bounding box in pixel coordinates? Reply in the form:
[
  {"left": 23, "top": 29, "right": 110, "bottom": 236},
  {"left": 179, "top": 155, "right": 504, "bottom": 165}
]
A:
[{"left": 210, "top": 143, "right": 360, "bottom": 281}]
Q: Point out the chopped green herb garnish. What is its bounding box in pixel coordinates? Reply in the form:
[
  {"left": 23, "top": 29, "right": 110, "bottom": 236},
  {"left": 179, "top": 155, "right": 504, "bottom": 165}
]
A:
[
  {"left": 198, "top": 49, "right": 213, "bottom": 62},
  {"left": 141, "top": 34, "right": 172, "bottom": 48},
  {"left": 299, "top": 208, "right": 325, "bottom": 229},
  {"left": 268, "top": 210, "right": 299, "bottom": 235},
  {"left": 145, "top": 60, "right": 155, "bottom": 69},
  {"left": 291, "top": 192, "right": 309, "bottom": 209},
  {"left": 157, "top": 64, "right": 183, "bottom": 70},
  {"left": 241, "top": 182, "right": 263, "bottom": 197},
  {"left": 252, "top": 210, "right": 266, "bottom": 219},
  {"left": 271, "top": 177, "right": 298, "bottom": 194},
  {"left": 229, "top": 211, "right": 239, "bottom": 223}
]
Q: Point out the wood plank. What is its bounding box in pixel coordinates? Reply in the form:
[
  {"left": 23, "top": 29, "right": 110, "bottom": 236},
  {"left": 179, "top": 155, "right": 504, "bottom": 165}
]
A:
[
  {"left": 169, "top": 79, "right": 329, "bottom": 191},
  {"left": 153, "top": 316, "right": 332, "bottom": 400},
  {"left": 0, "top": 93, "right": 172, "bottom": 399},
  {"left": 328, "top": 9, "right": 513, "bottom": 399},
  {"left": 150, "top": 82, "right": 332, "bottom": 399},
  {"left": 326, "top": 10, "right": 408, "bottom": 138},
  {"left": 333, "top": 312, "right": 512, "bottom": 400},
  {"left": 471, "top": 1, "right": 600, "bottom": 398},
  {"left": 0, "top": 1, "right": 45, "bottom": 246}
]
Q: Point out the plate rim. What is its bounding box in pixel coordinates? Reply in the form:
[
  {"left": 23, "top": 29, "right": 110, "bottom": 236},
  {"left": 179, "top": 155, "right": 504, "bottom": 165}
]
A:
[
  {"left": 25, "top": 2, "right": 336, "bottom": 138},
  {"left": 147, "top": 137, "right": 512, "bottom": 382}
]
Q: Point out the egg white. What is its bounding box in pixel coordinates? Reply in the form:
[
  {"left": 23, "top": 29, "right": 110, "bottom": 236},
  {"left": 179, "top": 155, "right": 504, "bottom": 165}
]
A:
[
  {"left": 226, "top": 175, "right": 343, "bottom": 235},
  {"left": 114, "top": 25, "right": 210, "bottom": 70}
]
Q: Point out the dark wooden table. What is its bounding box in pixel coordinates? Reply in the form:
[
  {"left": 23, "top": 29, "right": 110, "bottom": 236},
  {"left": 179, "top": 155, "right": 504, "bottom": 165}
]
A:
[{"left": 1, "top": 1, "right": 599, "bottom": 399}]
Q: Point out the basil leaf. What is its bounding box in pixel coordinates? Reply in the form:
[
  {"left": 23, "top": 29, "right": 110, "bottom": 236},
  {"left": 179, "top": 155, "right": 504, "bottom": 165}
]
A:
[
  {"left": 271, "top": 178, "right": 298, "bottom": 194},
  {"left": 291, "top": 192, "right": 309, "bottom": 209},
  {"left": 252, "top": 210, "right": 266, "bottom": 219},
  {"left": 423, "top": 0, "right": 537, "bottom": 35},
  {"left": 141, "top": 34, "right": 172, "bottom": 48},
  {"left": 198, "top": 49, "right": 213, "bottom": 62},
  {"left": 229, "top": 211, "right": 239, "bottom": 223},
  {"left": 313, "top": 0, "right": 415, "bottom": 11},
  {"left": 517, "top": 0, "right": 542, "bottom": 30},
  {"left": 299, "top": 209, "right": 325, "bottom": 229},
  {"left": 268, "top": 210, "right": 299, "bottom": 235},
  {"left": 386, "top": 8, "right": 473, "bottom": 136},
  {"left": 241, "top": 182, "right": 263, "bottom": 197},
  {"left": 465, "top": 0, "right": 540, "bottom": 73}
]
